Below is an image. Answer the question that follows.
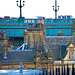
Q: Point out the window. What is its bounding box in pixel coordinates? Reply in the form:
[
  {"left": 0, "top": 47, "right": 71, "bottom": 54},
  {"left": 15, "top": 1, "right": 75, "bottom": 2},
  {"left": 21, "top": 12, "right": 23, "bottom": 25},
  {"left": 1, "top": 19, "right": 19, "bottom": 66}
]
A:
[
  {"left": 28, "top": 20, "right": 31, "bottom": 23},
  {"left": 69, "top": 51, "right": 74, "bottom": 60},
  {"left": 24, "top": 20, "right": 27, "bottom": 23},
  {"left": 32, "top": 20, "right": 35, "bottom": 23}
]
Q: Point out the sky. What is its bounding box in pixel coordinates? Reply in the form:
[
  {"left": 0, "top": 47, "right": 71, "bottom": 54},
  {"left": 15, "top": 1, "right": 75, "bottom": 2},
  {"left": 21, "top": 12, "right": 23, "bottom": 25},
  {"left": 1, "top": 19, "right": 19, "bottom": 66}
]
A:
[{"left": 0, "top": 0, "right": 75, "bottom": 18}]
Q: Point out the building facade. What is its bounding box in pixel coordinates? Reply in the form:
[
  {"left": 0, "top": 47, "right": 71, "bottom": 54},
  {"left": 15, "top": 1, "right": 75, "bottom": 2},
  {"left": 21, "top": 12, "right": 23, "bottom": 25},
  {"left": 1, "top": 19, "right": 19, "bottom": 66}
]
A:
[{"left": 0, "top": 16, "right": 74, "bottom": 46}]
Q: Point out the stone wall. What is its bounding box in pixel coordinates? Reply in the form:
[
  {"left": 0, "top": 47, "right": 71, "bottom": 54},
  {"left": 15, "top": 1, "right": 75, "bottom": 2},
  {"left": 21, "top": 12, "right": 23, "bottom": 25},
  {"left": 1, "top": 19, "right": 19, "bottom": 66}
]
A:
[{"left": 0, "top": 61, "right": 53, "bottom": 73}]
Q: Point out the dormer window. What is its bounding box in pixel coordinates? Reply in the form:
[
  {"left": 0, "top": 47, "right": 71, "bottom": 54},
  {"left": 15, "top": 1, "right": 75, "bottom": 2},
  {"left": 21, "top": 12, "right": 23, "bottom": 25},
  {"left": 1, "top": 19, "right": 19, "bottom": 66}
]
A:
[{"left": 63, "top": 42, "right": 75, "bottom": 60}]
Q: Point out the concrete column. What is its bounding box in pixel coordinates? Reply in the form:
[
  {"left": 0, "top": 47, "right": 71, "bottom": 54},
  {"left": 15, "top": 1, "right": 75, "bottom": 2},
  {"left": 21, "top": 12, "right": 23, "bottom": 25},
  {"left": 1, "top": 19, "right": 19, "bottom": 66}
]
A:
[
  {"left": 71, "top": 64, "right": 72, "bottom": 75},
  {"left": 65, "top": 65, "right": 67, "bottom": 75},
  {"left": 51, "top": 68, "right": 53, "bottom": 75},
  {"left": 60, "top": 66, "right": 62, "bottom": 75},
  {"left": 54, "top": 65, "right": 56, "bottom": 75}
]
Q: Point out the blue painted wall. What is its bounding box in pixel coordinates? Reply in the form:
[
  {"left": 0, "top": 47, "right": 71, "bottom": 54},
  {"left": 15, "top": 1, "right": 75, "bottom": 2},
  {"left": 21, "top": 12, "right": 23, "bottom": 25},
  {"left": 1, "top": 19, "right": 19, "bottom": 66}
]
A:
[{"left": 0, "top": 18, "right": 74, "bottom": 37}]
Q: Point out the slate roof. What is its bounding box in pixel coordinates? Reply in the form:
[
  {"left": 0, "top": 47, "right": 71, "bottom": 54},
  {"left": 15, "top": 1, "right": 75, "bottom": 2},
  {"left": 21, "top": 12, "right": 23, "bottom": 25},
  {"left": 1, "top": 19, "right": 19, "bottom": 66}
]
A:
[
  {"left": 7, "top": 49, "right": 36, "bottom": 63},
  {"left": 46, "top": 36, "right": 75, "bottom": 60},
  {"left": 48, "top": 44, "right": 68, "bottom": 60},
  {"left": 0, "top": 49, "right": 36, "bottom": 63}
]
